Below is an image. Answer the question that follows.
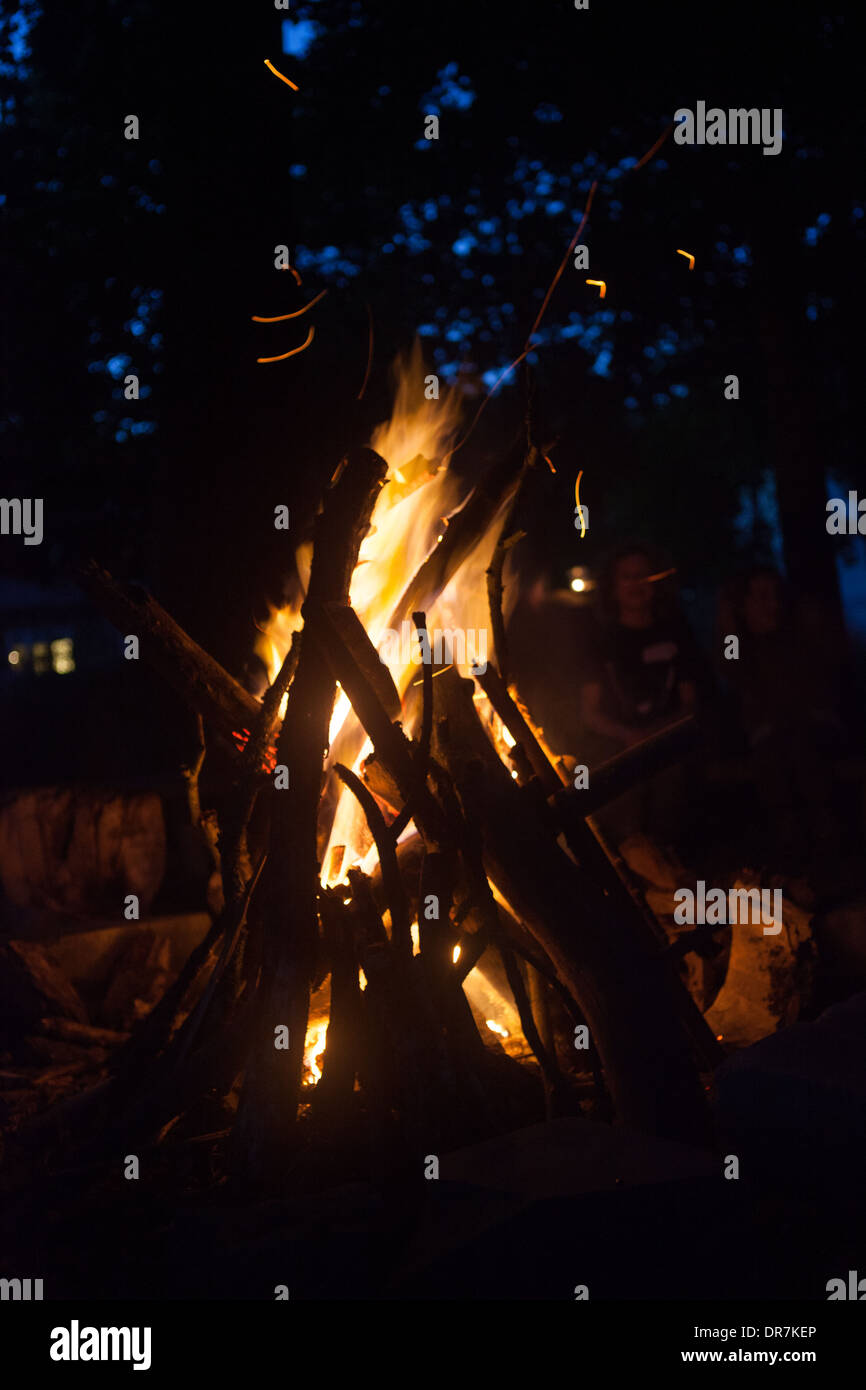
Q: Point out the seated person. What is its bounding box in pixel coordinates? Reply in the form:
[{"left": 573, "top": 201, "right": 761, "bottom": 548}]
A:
[
  {"left": 578, "top": 545, "right": 703, "bottom": 850},
  {"left": 720, "top": 565, "right": 846, "bottom": 875}
]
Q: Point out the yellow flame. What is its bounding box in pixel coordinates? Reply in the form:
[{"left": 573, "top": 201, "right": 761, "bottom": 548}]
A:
[
  {"left": 303, "top": 1021, "right": 328, "bottom": 1085},
  {"left": 485, "top": 1019, "right": 509, "bottom": 1038},
  {"left": 255, "top": 340, "right": 518, "bottom": 890},
  {"left": 452, "top": 944, "right": 462, "bottom": 964}
]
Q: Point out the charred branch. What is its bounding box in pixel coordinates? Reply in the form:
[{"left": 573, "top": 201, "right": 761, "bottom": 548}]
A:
[
  {"left": 431, "top": 667, "right": 712, "bottom": 1146},
  {"left": 234, "top": 446, "right": 388, "bottom": 1181},
  {"left": 76, "top": 559, "right": 260, "bottom": 742}
]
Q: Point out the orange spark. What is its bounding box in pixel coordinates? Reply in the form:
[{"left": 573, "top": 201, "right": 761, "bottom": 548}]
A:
[
  {"left": 575, "top": 469, "right": 586, "bottom": 539},
  {"left": 586, "top": 279, "right": 606, "bottom": 299},
  {"left": 256, "top": 324, "right": 315, "bottom": 364},
  {"left": 632, "top": 122, "right": 674, "bottom": 172},
  {"left": 411, "top": 665, "right": 453, "bottom": 687},
  {"left": 357, "top": 301, "right": 374, "bottom": 401},
  {"left": 446, "top": 181, "right": 599, "bottom": 464},
  {"left": 526, "top": 180, "right": 599, "bottom": 347},
  {"left": 251, "top": 290, "right": 327, "bottom": 323},
  {"left": 543, "top": 453, "right": 556, "bottom": 474},
  {"left": 644, "top": 567, "right": 677, "bottom": 583},
  {"left": 264, "top": 58, "right": 298, "bottom": 91},
  {"left": 676, "top": 249, "right": 695, "bottom": 271}
]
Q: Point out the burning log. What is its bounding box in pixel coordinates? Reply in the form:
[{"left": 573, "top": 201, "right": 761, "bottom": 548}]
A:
[
  {"left": 308, "top": 604, "right": 710, "bottom": 1143},
  {"left": 430, "top": 668, "right": 712, "bottom": 1145},
  {"left": 477, "top": 668, "right": 721, "bottom": 1070},
  {"left": 335, "top": 764, "right": 412, "bottom": 960},
  {"left": 387, "top": 436, "right": 525, "bottom": 626},
  {"left": 234, "top": 447, "right": 388, "bottom": 1180},
  {"left": 313, "top": 890, "right": 362, "bottom": 1116},
  {"left": 474, "top": 663, "right": 563, "bottom": 794},
  {"left": 554, "top": 715, "right": 699, "bottom": 818},
  {"left": 306, "top": 603, "right": 453, "bottom": 850}
]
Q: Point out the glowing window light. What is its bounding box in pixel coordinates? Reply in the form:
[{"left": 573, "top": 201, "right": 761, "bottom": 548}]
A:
[
  {"left": 50, "top": 637, "right": 75, "bottom": 674},
  {"left": 32, "top": 642, "right": 50, "bottom": 675}
]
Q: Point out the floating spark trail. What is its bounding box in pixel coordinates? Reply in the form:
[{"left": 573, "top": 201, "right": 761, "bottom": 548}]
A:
[
  {"left": 256, "top": 324, "right": 315, "bottom": 363},
  {"left": 264, "top": 58, "right": 299, "bottom": 91},
  {"left": 357, "top": 302, "right": 375, "bottom": 400},
  {"left": 445, "top": 181, "right": 599, "bottom": 463},
  {"left": 575, "top": 470, "right": 586, "bottom": 538},
  {"left": 251, "top": 290, "right": 327, "bottom": 323},
  {"left": 631, "top": 121, "right": 674, "bottom": 171}
]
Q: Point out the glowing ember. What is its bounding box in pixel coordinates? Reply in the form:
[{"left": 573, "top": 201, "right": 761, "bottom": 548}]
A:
[{"left": 230, "top": 727, "right": 278, "bottom": 774}]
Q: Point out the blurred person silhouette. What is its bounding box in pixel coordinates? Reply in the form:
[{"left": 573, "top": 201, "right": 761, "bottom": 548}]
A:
[
  {"left": 578, "top": 544, "right": 707, "bottom": 858},
  {"left": 719, "top": 564, "right": 846, "bottom": 877}
]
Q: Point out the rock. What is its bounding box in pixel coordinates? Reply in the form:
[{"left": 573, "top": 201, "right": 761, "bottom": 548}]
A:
[
  {"left": 0, "top": 941, "right": 89, "bottom": 1040},
  {"left": 704, "top": 877, "right": 814, "bottom": 1046},
  {"left": 0, "top": 786, "right": 166, "bottom": 917},
  {"left": 99, "top": 929, "right": 173, "bottom": 1030}
]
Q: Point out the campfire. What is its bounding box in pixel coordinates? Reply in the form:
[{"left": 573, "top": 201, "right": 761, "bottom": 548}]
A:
[{"left": 58, "top": 345, "right": 726, "bottom": 1186}]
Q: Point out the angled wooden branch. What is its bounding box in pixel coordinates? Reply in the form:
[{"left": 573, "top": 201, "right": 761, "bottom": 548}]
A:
[
  {"left": 234, "top": 446, "right": 388, "bottom": 1181},
  {"left": 335, "top": 763, "right": 412, "bottom": 961},
  {"left": 76, "top": 558, "right": 260, "bottom": 740}
]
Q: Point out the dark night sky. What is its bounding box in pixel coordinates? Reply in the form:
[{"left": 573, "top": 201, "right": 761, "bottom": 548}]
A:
[{"left": 2, "top": 0, "right": 866, "bottom": 696}]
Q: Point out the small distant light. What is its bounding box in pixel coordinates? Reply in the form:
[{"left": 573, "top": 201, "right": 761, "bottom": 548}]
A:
[
  {"left": 7, "top": 649, "right": 20, "bottom": 666},
  {"left": 342, "top": 897, "right": 351, "bottom": 906},
  {"left": 571, "top": 578, "right": 586, "bottom": 593},
  {"left": 510, "top": 769, "right": 519, "bottom": 779},
  {"left": 452, "top": 944, "right": 461, "bottom": 964}
]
